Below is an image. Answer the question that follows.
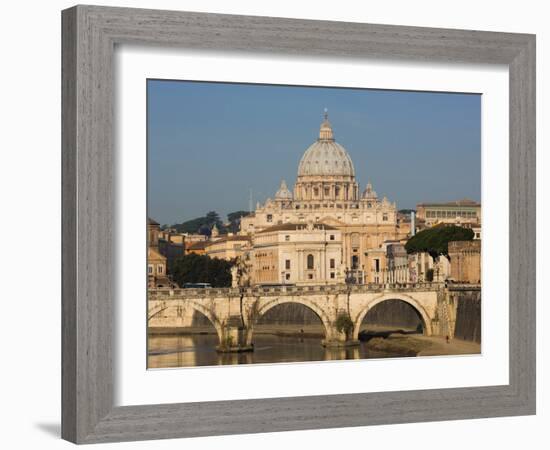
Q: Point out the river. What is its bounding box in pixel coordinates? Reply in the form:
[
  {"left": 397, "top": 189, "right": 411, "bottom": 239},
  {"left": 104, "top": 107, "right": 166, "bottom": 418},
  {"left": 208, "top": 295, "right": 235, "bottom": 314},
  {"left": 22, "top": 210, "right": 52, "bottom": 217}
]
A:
[{"left": 148, "top": 332, "right": 404, "bottom": 368}]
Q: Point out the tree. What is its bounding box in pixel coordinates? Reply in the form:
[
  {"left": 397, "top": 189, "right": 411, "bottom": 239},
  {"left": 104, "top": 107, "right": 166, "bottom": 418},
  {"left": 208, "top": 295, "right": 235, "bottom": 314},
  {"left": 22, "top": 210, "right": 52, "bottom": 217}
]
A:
[
  {"left": 169, "top": 211, "right": 225, "bottom": 235},
  {"left": 335, "top": 313, "right": 354, "bottom": 339},
  {"left": 398, "top": 209, "right": 416, "bottom": 215},
  {"left": 205, "top": 211, "right": 223, "bottom": 229},
  {"left": 171, "top": 253, "right": 234, "bottom": 287},
  {"left": 405, "top": 225, "right": 474, "bottom": 260},
  {"left": 226, "top": 210, "right": 250, "bottom": 234}
]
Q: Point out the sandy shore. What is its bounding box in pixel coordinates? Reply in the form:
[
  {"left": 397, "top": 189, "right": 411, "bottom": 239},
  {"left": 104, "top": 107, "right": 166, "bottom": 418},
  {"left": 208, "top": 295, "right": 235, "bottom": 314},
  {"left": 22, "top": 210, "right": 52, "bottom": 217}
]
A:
[{"left": 363, "top": 334, "right": 480, "bottom": 357}]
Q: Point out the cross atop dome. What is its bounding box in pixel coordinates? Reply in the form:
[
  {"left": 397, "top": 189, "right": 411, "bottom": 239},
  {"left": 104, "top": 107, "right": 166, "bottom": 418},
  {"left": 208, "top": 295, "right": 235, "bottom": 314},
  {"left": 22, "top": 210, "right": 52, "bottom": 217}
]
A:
[{"left": 319, "top": 108, "right": 334, "bottom": 141}]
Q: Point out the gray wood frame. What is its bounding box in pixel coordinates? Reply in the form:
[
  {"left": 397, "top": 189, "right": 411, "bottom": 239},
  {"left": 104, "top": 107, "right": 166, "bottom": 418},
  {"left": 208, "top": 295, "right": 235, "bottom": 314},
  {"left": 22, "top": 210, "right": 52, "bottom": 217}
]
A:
[{"left": 62, "top": 5, "right": 536, "bottom": 444}]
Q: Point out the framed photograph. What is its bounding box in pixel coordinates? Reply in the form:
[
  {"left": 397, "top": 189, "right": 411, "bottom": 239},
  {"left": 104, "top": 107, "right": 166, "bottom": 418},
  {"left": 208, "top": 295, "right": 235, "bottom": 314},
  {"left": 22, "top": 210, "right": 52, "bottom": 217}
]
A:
[{"left": 62, "top": 5, "right": 535, "bottom": 444}]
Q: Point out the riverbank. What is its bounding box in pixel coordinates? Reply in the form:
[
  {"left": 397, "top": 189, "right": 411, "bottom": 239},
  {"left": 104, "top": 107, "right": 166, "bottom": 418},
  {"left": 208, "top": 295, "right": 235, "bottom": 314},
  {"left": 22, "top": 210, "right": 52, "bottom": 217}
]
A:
[
  {"left": 149, "top": 326, "right": 481, "bottom": 357},
  {"left": 364, "top": 334, "right": 481, "bottom": 357}
]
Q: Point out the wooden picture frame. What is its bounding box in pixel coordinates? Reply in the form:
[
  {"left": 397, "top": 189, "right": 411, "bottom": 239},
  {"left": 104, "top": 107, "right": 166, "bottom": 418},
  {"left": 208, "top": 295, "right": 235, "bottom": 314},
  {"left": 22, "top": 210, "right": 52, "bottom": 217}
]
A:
[{"left": 61, "top": 5, "right": 536, "bottom": 444}]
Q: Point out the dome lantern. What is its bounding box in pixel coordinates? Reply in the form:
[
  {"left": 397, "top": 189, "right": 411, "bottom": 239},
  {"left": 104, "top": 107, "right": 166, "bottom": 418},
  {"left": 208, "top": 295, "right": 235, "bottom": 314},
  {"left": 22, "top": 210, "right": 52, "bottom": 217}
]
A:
[{"left": 319, "top": 108, "right": 334, "bottom": 141}]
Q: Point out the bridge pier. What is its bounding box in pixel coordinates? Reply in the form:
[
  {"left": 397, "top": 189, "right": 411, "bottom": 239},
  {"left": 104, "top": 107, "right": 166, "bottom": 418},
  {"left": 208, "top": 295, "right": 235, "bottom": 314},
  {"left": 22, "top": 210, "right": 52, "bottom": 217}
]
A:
[
  {"left": 216, "top": 316, "right": 253, "bottom": 353},
  {"left": 323, "top": 332, "right": 360, "bottom": 349},
  {"left": 323, "top": 339, "right": 360, "bottom": 348}
]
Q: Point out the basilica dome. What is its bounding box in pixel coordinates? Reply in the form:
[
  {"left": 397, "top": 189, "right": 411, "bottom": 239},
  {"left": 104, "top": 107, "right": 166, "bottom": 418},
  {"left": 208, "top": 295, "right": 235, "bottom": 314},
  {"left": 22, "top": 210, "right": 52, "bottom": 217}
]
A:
[{"left": 297, "top": 113, "right": 355, "bottom": 178}]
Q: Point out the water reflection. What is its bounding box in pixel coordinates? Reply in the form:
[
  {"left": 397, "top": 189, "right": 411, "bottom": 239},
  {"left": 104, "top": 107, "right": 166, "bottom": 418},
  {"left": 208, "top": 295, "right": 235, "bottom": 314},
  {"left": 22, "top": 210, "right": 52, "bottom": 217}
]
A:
[{"left": 148, "top": 333, "right": 397, "bottom": 368}]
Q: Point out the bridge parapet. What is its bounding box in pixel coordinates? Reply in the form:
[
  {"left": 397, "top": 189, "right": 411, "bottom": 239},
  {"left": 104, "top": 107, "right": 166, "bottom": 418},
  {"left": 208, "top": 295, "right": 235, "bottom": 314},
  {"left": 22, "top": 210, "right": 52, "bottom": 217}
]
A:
[
  {"left": 148, "top": 282, "right": 445, "bottom": 300},
  {"left": 446, "top": 283, "right": 481, "bottom": 292}
]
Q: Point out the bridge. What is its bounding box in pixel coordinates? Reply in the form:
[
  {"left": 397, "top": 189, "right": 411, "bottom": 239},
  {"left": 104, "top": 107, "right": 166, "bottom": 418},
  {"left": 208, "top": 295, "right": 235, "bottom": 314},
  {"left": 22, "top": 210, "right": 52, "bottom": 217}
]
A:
[{"left": 148, "top": 283, "right": 480, "bottom": 352}]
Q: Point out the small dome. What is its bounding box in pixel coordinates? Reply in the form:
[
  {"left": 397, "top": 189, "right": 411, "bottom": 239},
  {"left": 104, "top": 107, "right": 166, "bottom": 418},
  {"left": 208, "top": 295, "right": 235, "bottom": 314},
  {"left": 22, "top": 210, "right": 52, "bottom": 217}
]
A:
[
  {"left": 297, "top": 111, "right": 355, "bottom": 177},
  {"left": 275, "top": 179, "right": 293, "bottom": 200},
  {"left": 362, "top": 181, "right": 378, "bottom": 199}
]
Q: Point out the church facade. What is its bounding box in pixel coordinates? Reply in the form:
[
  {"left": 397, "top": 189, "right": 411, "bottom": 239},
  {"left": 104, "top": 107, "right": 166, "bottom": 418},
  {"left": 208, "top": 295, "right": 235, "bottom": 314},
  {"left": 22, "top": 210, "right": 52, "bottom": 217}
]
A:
[{"left": 240, "top": 112, "right": 409, "bottom": 285}]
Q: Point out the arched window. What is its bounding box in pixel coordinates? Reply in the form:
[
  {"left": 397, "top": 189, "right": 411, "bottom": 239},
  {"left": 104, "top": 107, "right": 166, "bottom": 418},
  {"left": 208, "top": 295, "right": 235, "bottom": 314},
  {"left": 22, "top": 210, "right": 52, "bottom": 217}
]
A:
[{"left": 307, "top": 254, "right": 314, "bottom": 270}]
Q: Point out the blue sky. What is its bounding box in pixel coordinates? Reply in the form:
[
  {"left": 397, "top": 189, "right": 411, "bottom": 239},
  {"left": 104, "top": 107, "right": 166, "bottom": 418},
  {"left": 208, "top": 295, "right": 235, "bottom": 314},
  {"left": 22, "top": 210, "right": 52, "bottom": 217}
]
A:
[{"left": 148, "top": 80, "right": 480, "bottom": 226}]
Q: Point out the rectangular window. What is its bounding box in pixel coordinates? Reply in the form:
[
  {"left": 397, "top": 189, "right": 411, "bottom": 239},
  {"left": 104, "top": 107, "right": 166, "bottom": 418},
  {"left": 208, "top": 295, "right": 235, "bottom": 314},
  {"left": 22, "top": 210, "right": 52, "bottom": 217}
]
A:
[
  {"left": 324, "top": 187, "right": 330, "bottom": 196},
  {"left": 308, "top": 274, "right": 313, "bottom": 280},
  {"left": 266, "top": 214, "right": 273, "bottom": 222},
  {"left": 330, "top": 234, "right": 335, "bottom": 241},
  {"left": 157, "top": 265, "right": 163, "bottom": 274},
  {"left": 383, "top": 213, "right": 388, "bottom": 221},
  {"left": 330, "top": 258, "right": 335, "bottom": 269},
  {"left": 148, "top": 265, "right": 153, "bottom": 274},
  {"left": 374, "top": 259, "right": 380, "bottom": 272},
  {"left": 285, "top": 259, "right": 291, "bottom": 270},
  {"left": 285, "top": 235, "right": 290, "bottom": 241},
  {"left": 285, "top": 273, "right": 290, "bottom": 280},
  {"left": 330, "top": 272, "right": 335, "bottom": 279}
]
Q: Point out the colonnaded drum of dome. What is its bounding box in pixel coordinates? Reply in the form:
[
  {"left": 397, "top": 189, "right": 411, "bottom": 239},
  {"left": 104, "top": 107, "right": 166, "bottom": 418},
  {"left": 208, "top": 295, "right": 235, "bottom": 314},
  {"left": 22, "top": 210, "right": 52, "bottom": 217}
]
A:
[{"left": 147, "top": 82, "right": 482, "bottom": 368}]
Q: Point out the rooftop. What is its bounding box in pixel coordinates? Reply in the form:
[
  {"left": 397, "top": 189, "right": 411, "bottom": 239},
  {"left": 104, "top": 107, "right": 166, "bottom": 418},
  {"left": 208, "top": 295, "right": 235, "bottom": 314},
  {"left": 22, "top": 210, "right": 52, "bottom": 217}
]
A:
[
  {"left": 417, "top": 198, "right": 480, "bottom": 208},
  {"left": 258, "top": 222, "right": 338, "bottom": 234}
]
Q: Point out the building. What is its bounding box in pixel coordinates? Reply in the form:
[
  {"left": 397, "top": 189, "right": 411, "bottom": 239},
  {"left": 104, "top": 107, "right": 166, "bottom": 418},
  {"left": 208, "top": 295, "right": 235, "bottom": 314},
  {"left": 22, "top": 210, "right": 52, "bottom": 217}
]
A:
[
  {"left": 251, "top": 222, "right": 343, "bottom": 285},
  {"left": 240, "top": 112, "right": 406, "bottom": 285},
  {"left": 147, "top": 217, "right": 173, "bottom": 288},
  {"left": 204, "top": 234, "right": 252, "bottom": 261},
  {"left": 183, "top": 233, "right": 208, "bottom": 251},
  {"left": 147, "top": 247, "right": 171, "bottom": 288},
  {"left": 186, "top": 240, "right": 208, "bottom": 256},
  {"left": 448, "top": 240, "right": 481, "bottom": 283},
  {"left": 384, "top": 241, "right": 409, "bottom": 283},
  {"left": 155, "top": 229, "right": 185, "bottom": 270},
  {"left": 416, "top": 199, "right": 481, "bottom": 228}
]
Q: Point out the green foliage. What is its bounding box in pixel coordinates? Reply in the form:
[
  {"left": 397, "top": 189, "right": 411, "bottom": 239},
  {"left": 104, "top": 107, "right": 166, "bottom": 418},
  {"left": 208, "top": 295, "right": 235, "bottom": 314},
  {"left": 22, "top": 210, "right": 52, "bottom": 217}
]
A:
[
  {"left": 168, "top": 210, "right": 251, "bottom": 235},
  {"left": 226, "top": 210, "right": 250, "bottom": 234},
  {"left": 170, "top": 210, "right": 224, "bottom": 235},
  {"left": 335, "top": 313, "right": 354, "bottom": 336},
  {"left": 227, "top": 210, "right": 250, "bottom": 223},
  {"left": 398, "top": 209, "right": 416, "bottom": 215},
  {"left": 223, "top": 334, "right": 234, "bottom": 349},
  {"left": 426, "top": 268, "right": 434, "bottom": 282},
  {"left": 171, "top": 253, "right": 234, "bottom": 287},
  {"left": 405, "top": 225, "right": 474, "bottom": 259}
]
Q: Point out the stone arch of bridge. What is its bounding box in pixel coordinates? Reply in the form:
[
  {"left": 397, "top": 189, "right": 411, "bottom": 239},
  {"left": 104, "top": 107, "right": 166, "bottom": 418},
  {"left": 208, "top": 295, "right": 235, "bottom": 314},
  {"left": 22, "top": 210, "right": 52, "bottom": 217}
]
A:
[
  {"left": 249, "top": 297, "right": 333, "bottom": 341},
  {"left": 352, "top": 294, "right": 433, "bottom": 340},
  {"left": 176, "top": 300, "right": 225, "bottom": 344},
  {"left": 147, "top": 302, "right": 169, "bottom": 321}
]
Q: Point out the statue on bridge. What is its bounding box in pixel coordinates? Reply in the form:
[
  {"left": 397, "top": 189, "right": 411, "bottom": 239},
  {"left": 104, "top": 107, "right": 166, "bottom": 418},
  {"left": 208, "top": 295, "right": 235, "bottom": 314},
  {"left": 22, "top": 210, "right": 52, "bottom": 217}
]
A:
[{"left": 231, "top": 253, "right": 252, "bottom": 288}]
